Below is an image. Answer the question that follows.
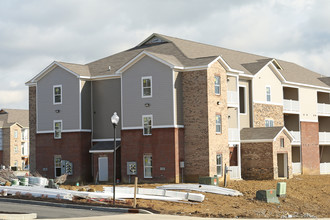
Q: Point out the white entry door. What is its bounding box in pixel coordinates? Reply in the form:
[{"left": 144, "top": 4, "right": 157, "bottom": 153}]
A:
[{"left": 98, "top": 157, "right": 108, "bottom": 181}]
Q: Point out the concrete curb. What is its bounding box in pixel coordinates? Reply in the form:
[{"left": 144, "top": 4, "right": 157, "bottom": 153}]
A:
[
  {"left": 0, "top": 197, "right": 153, "bottom": 214},
  {"left": 0, "top": 213, "right": 37, "bottom": 220}
]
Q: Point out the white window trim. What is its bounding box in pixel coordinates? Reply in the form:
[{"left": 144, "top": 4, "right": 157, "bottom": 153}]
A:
[
  {"left": 142, "top": 115, "right": 153, "bottom": 136},
  {"left": 143, "top": 154, "right": 152, "bottom": 178},
  {"left": 265, "top": 119, "right": 274, "bottom": 127},
  {"left": 0, "top": 128, "right": 2, "bottom": 150},
  {"left": 215, "top": 75, "right": 220, "bottom": 95},
  {"left": 266, "top": 85, "right": 271, "bottom": 102},
  {"left": 141, "top": 76, "right": 152, "bottom": 98},
  {"left": 54, "top": 120, "right": 63, "bottom": 139},
  {"left": 216, "top": 115, "right": 222, "bottom": 134},
  {"left": 53, "top": 85, "right": 62, "bottom": 105},
  {"left": 216, "top": 154, "right": 223, "bottom": 177},
  {"left": 239, "top": 85, "right": 247, "bottom": 115}
]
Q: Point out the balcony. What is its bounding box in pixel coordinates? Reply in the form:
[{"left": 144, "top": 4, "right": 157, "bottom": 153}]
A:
[
  {"left": 318, "top": 103, "right": 330, "bottom": 115},
  {"left": 227, "top": 91, "right": 238, "bottom": 106},
  {"left": 290, "top": 131, "right": 300, "bottom": 144},
  {"left": 228, "top": 128, "right": 240, "bottom": 142},
  {"left": 283, "top": 99, "right": 300, "bottom": 113},
  {"left": 319, "top": 132, "right": 330, "bottom": 144}
]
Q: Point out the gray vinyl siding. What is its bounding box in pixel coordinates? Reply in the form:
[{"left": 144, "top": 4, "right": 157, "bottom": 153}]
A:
[
  {"left": 92, "top": 78, "right": 121, "bottom": 139},
  {"left": 174, "top": 72, "right": 183, "bottom": 125},
  {"left": 122, "top": 56, "right": 174, "bottom": 128},
  {"left": 37, "top": 66, "right": 80, "bottom": 131},
  {"left": 81, "top": 80, "right": 91, "bottom": 130}
]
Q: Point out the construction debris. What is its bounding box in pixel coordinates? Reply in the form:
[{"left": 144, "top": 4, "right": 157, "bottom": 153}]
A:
[
  {"left": 103, "top": 187, "right": 205, "bottom": 202},
  {"left": 156, "top": 184, "right": 243, "bottom": 196},
  {"left": 0, "top": 169, "right": 17, "bottom": 183}
]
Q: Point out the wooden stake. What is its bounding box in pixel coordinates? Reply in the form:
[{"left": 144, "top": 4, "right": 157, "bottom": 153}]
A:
[{"left": 133, "top": 177, "right": 138, "bottom": 208}]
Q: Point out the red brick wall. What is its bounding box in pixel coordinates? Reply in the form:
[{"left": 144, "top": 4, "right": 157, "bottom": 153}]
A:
[
  {"left": 36, "top": 132, "right": 92, "bottom": 182},
  {"left": 92, "top": 148, "right": 121, "bottom": 183},
  {"left": 121, "top": 128, "right": 184, "bottom": 183},
  {"left": 300, "top": 122, "right": 320, "bottom": 175}
]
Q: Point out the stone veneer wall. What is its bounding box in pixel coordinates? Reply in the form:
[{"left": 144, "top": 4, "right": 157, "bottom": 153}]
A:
[
  {"left": 2, "top": 128, "right": 10, "bottom": 166},
  {"left": 182, "top": 69, "right": 209, "bottom": 182},
  {"left": 253, "top": 103, "right": 284, "bottom": 127},
  {"left": 241, "top": 142, "right": 274, "bottom": 180},
  {"left": 272, "top": 131, "right": 293, "bottom": 179},
  {"left": 29, "top": 86, "right": 36, "bottom": 172},
  {"left": 300, "top": 122, "right": 320, "bottom": 175},
  {"left": 207, "top": 61, "right": 229, "bottom": 177}
]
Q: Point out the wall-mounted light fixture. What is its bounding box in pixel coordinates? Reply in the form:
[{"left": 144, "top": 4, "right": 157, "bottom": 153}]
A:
[
  {"left": 145, "top": 103, "right": 150, "bottom": 107},
  {"left": 55, "top": 109, "right": 60, "bottom": 113},
  {"left": 217, "top": 101, "right": 220, "bottom": 105}
]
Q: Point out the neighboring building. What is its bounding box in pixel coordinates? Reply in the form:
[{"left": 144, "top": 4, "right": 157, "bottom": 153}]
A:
[
  {"left": 0, "top": 109, "right": 29, "bottom": 170},
  {"left": 26, "top": 33, "right": 330, "bottom": 182}
]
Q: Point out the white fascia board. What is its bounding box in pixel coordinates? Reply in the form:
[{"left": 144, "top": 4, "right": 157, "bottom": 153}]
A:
[
  {"left": 253, "top": 101, "right": 283, "bottom": 106},
  {"left": 241, "top": 139, "right": 273, "bottom": 143},
  {"left": 116, "top": 51, "right": 178, "bottom": 74},
  {"left": 215, "top": 55, "right": 244, "bottom": 74},
  {"left": 273, "top": 127, "right": 294, "bottom": 142},
  {"left": 92, "top": 138, "right": 122, "bottom": 142},
  {"left": 282, "top": 81, "right": 330, "bottom": 91},
  {"left": 37, "top": 129, "right": 92, "bottom": 134},
  {"left": 27, "top": 61, "right": 83, "bottom": 84},
  {"left": 254, "top": 59, "right": 286, "bottom": 82}
]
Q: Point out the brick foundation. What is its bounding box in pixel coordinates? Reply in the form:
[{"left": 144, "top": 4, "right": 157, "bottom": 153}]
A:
[
  {"left": 36, "top": 132, "right": 92, "bottom": 182},
  {"left": 300, "top": 122, "right": 320, "bottom": 175},
  {"left": 91, "top": 148, "right": 121, "bottom": 183},
  {"left": 121, "top": 128, "right": 184, "bottom": 183}
]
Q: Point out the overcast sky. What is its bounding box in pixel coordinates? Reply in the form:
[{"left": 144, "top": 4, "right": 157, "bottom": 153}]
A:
[{"left": 1, "top": 0, "right": 330, "bottom": 109}]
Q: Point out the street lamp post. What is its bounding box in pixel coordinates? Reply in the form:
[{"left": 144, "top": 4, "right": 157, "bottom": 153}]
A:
[{"left": 111, "top": 112, "right": 119, "bottom": 206}]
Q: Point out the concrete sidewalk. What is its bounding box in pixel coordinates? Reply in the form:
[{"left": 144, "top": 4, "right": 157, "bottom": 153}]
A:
[{"left": 46, "top": 214, "right": 330, "bottom": 220}]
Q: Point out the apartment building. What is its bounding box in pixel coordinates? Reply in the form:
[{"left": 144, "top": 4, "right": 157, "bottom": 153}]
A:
[
  {"left": 26, "top": 33, "right": 330, "bottom": 182},
  {"left": 0, "top": 109, "right": 29, "bottom": 170}
]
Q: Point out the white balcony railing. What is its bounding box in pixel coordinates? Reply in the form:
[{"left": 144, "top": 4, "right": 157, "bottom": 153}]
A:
[
  {"left": 227, "top": 91, "right": 238, "bottom": 105},
  {"left": 290, "top": 131, "right": 300, "bottom": 144},
  {"left": 228, "top": 128, "right": 240, "bottom": 142},
  {"left": 319, "top": 132, "right": 330, "bottom": 144},
  {"left": 292, "top": 162, "right": 301, "bottom": 174},
  {"left": 229, "top": 166, "right": 240, "bottom": 179},
  {"left": 283, "top": 99, "right": 300, "bottom": 112},
  {"left": 320, "top": 163, "right": 330, "bottom": 174},
  {"left": 318, "top": 103, "right": 330, "bottom": 115}
]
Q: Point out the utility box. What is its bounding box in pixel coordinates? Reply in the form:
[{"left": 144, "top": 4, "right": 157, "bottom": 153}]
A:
[
  {"left": 199, "top": 176, "right": 218, "bottom": 186},
  {"left": 276, "top": 182, "right": 287, "bottom": 197},
  {"left": 256, "top": 189, "right": 279, "bottom": 203}
]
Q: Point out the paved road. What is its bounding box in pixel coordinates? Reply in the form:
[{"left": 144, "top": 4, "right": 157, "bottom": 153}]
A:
[{"left": 0, "top": 200, "right": 122, "bottom": 219}]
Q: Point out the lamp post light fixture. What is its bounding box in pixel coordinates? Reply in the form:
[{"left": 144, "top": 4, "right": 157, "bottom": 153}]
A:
[{"left": 111, "top": 112, "right": 119, "bottom": 206}]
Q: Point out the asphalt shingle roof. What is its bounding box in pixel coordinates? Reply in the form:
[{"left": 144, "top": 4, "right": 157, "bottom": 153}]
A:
[
  {"left": 0, "top": 109, "right": 29, "bottom": 128},
  {"left": 240, "top": 127, "right": 284, "bottom": 141}
]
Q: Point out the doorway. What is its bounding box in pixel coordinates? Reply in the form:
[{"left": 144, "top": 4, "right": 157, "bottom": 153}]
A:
[
  {"left": 98, "top": 157, "right": 108, "bottom": 181},
  {"left": 277, "top": 153, "right": 288, "bottom": 178}
]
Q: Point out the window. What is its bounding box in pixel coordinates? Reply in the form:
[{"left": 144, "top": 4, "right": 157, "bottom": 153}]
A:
[
  {"left": 54, "top": 120, "right": 62, "bottom": 139},
  {"left": 14, "top": 145, "right": 18, "bottom": 153},
  {"left": 266, "top": 86, "right": 271, "bottom": 102},
  {"left": 53, "top": 85, "right": 62, "bottom": 104},
  {"left": 142, "top": 76, "right": 152, "bottom": 98},
  {"left": 144, "top": 154, "right": 152, "bottom": 178},
  {"left": 214, "top": 76, "right": 220, "bottom": 95},
  {"left": 14, "top": 130, "right": 18, "bottom": 139},
  {"left": 239, "top": 86, "right": 246, "bottom": 114},
  {"left": 0, "top": 128, "right": 2, "bottom": 150},
  {"left": 216, "top": 154, "right": 223, "bottom": 176},
  {"left": 280, "top": 138, "right": 284, "bottom": 148},
  {"left": 265, "top": 119, "right": 274, "bottom": 127},
  {"left": 143, "top": 115, "right": 152, "bottom": 135},
  {"left": 216, "top": 115, "right": 222, "bottom": 133},
  {"left": 54, "top": 155, "right": 62, "bottom": 177}
]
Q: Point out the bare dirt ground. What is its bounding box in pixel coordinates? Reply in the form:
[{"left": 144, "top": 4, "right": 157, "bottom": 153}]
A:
[{"left": 61, "top": 175, "right": 330, "bottom": 218}]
